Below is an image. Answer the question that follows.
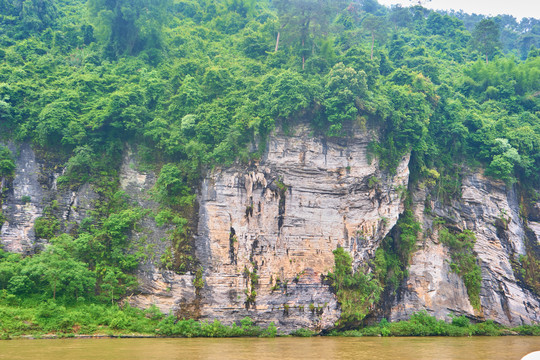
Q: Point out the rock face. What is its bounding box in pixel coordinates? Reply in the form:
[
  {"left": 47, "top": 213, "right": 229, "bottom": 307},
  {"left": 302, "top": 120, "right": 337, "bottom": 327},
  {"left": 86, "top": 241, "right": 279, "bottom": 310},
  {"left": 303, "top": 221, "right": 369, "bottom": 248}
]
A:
[
  {"left": 130, "top": 124, "right": 409, "bottom": 331},
  {"left": 0, "top": 143, "right": 99, "bottom": 254},
  {"left": 119, "top": 146, "right": 196, "bottom": 315},
  {"left": 2, "top": 128, "right": 539, "bottom": 331},
  {"left": 389, "top": 172, "right": 540, "bottom": 326}
]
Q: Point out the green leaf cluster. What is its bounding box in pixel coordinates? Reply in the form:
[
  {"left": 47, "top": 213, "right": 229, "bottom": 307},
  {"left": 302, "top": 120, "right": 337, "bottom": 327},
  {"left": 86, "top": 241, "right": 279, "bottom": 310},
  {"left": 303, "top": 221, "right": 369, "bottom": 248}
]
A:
[
  {"left": 327, "top": 247, "right": 382, "bottom": 326},
  {"left": 439, "top": 228, "right": 482, "bottom": 309}
]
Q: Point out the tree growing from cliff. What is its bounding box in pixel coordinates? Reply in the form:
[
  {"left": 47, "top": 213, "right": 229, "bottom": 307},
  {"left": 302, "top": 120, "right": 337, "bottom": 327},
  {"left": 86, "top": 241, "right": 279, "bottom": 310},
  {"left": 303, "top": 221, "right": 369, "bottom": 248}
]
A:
[{"left": 327, "top": 247, "right": 382, "bottom": 326}]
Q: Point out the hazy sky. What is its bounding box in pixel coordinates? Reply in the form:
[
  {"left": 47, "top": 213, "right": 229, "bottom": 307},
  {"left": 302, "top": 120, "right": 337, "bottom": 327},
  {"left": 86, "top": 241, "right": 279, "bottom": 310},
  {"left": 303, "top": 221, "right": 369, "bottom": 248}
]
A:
[{"left": 377, "top": 0, "right": 540, "bottom": 20}]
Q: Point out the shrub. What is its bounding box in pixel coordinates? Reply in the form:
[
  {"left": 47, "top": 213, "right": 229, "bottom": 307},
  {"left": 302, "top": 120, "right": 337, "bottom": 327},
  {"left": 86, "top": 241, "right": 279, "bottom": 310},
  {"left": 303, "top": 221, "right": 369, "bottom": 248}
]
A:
[
  {"left": 0, "top": 145, "right": 15, "bottom": 178},
  {"left": 34, "top": 216, "right": 60, "bottom": 239},
  {"left": 291, "top": 328, "right": 316, "bottom": 337},
  {"left": 327, "top": 247, "right": 382, "bottom": 325}
]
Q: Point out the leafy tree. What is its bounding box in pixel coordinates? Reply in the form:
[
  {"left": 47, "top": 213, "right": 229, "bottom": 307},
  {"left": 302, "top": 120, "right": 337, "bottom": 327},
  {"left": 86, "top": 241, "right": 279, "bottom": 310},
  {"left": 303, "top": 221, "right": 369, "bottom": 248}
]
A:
[
  {"left": 0, "top": 0, "right": 58, "bottom": 38},
  {"left": 322, "top": 63, "right": 367, "bottom": 135},
  {"left": 0, "top": 250, "right": 23, "bottom": 291},
  {"left": 272, "top": 0, "right": 346, "bottom": 68},
  {"left": 389, "top": 5, "right": 412, "bottom": 29},
  {"left": 263, "top": 69, "right": 319, "bottom": 120},
  {"left": 362, "top": 15, "right": 387, "bottom": 60},
  {"left": 471, "top": 18, "right": 501, "bottom": 63},
  {"left": 155, "top": 163, "right": 195, "bottom": 207},
  {"left": 88, "top": 0, "right": 172, "bottom": 57},
  {"left": 36, "top": 100, "right": 77, "bottom": 146},
  {"left": 24, "top": 245, "right": 96, "bottom": 300},
  {"left": 486, "top": 138, "right": 521, "bottom": 184}
]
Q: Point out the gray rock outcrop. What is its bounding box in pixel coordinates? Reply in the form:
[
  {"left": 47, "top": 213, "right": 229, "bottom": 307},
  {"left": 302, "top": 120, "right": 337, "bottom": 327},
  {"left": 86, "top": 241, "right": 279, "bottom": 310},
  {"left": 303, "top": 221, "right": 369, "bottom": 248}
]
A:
[{"left": 389, "top": 172, "right": 540, "bottom": 326}]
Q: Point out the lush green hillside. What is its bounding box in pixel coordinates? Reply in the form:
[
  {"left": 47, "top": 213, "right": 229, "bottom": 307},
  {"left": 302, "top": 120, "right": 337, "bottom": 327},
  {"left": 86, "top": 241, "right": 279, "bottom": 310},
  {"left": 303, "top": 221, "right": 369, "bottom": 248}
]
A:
[{"left": 0, "top": 0, "right": 539, "bottom": 335}]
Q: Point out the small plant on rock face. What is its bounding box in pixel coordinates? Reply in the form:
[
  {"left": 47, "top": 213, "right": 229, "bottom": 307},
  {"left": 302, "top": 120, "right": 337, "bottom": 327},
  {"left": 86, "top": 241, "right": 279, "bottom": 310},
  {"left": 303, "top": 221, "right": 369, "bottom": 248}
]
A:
[
  {"left": 21, "top": 195, "right": 31, "bottom": 204},
  {"left": 193, "top": 266, "right": 204, "bottom": 295},
  {"left": 243, "top": 266, "right": 259, "bottom": 308},
  {"left": 283, "top": 303, "right": 290, "bottom": 316}
]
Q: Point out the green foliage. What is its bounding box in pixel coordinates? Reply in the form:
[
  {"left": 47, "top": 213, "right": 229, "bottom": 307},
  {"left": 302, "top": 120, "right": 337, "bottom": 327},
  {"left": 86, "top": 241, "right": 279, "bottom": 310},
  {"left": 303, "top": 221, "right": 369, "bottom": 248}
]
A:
[
  {"left": 0, "top": 297, "right": 166, "bottom": 337},
  {"left": 374, "top": 209, "right": 421, "bottom": 294},
  {"left": 193, "top": 266, "right": 205, "bottom": 295},
  {"left": 25, "top": 245, "right": 96, "bottom": 300},
  {"left": 0, "top": 145, "right": 15, "bottom": 178},
  {"left": 519, "top": 253, "right": 540, "bottom": 295},
  {"left": 290, "top": 328, "right": 316, "bottom": 337},
  {"left": 0, "top": 0, "right": 58, "bottom": 39},
  {"left": 155, "top": 163, "right": 195, "bottom": 207},
  {"left": 470, "top": 18, "right": 501, "bottom": 63},
  {"left": 155, "top": 316, "right": 278, "bottom": 338},
  {"left": 335, "top": 311, "right": 513, "bottom": 337},
  {"left": 513, "top": 324, "right": 540, "bottom": 336},
  {"left": 439, "top": 228, "right": 482, "bottom": 309},
  {"left": 34, "top": 216, "right": 60, "bottom": 240},
  {"left": 327, "top": 247, "right": 382, "bottom": 326},
  {"left": 88, "top": 0, "right": 171, "bottom": 57},
  {"left": 243, "top": 265, "right": 259, "bottom": 308},
  {"left": 322, "top": 63, "right": 367, "bottom": 135}
]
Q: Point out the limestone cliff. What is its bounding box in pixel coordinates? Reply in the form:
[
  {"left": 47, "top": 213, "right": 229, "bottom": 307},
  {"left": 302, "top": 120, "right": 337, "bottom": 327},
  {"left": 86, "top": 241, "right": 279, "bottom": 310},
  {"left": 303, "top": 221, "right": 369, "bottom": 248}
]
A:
[
  {"left": 129, "top": 124, "right": 409, "bottom": 331},
  {"left": 1, "top": 126, "right": 539, "bottom": 332},
  {"left": 387, "top": 172, "right": 540, "bottom": 326}
]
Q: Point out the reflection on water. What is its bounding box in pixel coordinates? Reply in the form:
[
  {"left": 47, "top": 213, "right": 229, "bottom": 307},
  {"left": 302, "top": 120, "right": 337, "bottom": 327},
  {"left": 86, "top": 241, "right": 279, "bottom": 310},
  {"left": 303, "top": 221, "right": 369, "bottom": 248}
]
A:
[{"left": 0, "top": 337, "right": 538, "bottom": 360}]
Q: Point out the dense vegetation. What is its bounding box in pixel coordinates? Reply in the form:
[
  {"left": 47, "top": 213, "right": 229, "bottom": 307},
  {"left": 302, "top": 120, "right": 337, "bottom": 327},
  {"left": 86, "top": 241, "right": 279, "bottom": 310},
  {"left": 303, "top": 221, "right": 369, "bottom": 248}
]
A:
[
  {"left": 1, "top": 300, "right": 538, "bottom": 338},
  {"left": 328, "top": 206, "right": 422, "bottom": 326},
  {"left": 331, "top": 311, "right": 540, "bottom": 337},
  {"left": 0, "top": 0, "right": 539, "bottom": 335}
]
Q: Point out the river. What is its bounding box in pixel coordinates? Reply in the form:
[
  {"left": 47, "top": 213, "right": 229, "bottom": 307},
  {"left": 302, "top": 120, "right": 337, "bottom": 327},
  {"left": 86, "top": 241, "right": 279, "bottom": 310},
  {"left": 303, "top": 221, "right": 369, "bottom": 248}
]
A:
[{"left": 0, "top": 337, "right": 538, "bottom": 359}]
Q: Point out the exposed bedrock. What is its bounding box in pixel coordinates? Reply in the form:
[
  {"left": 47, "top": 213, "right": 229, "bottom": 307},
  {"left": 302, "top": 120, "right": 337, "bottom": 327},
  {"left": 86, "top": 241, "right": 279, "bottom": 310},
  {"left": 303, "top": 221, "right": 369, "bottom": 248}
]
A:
[
  {"left": 389, "top": 173, "right": 540, "bottom": 326},
  {"left": 2, "top": 129, "right": 539, "bottom": 331},
  {"left": 131, "top": 124, "right": 409, "bottom": 331}
]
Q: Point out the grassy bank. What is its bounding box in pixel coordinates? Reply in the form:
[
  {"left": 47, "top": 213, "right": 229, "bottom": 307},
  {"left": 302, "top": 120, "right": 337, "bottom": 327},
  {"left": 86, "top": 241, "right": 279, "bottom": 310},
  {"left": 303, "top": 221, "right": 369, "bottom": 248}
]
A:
[
  {"left": 0, "top": 298, "right": 280, "bottom": 339},
  {"left": 329, "top": 311, "right": 540, "bottom": 337},
  {"left": 1, "top": 298, "right": 539, "bottom": 339}
]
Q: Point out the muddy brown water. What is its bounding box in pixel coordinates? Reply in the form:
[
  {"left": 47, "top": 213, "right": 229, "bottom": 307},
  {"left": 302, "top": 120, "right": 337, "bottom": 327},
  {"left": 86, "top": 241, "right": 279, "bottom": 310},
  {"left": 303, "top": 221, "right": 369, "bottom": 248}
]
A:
[{"left": 0, "top": 337, "right": 538, "bottom": 359}]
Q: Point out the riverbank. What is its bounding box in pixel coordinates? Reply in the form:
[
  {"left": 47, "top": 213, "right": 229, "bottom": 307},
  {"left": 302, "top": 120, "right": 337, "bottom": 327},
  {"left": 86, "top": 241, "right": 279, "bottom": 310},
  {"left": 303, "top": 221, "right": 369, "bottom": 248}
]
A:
[{"left": 1, "top": 300, "right": 539, "bottom": 340}]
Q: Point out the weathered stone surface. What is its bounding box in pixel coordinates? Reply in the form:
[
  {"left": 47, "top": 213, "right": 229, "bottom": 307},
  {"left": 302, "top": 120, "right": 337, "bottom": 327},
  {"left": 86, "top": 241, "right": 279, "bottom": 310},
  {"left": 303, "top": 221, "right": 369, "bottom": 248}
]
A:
[
  {"left": 390, "top": 172, "right": 540, "bottom": 326},
  {"left": 118, "top": 145, "right": 176, "bottom": 298},
  {"left": 0, "top": 143, "right": 99, "bottom": 253},
  {"left": 185, "top": 124, "right": 408, "bottom": 331},
  {"left": 3, "top": 132, "right": 539, "bottom": 332},
  {"left": 128, "top": 124, "right": 409, "bottom": 331},
  {"left": 1, "top": 143, "right": 45, "bottom": 253}
]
